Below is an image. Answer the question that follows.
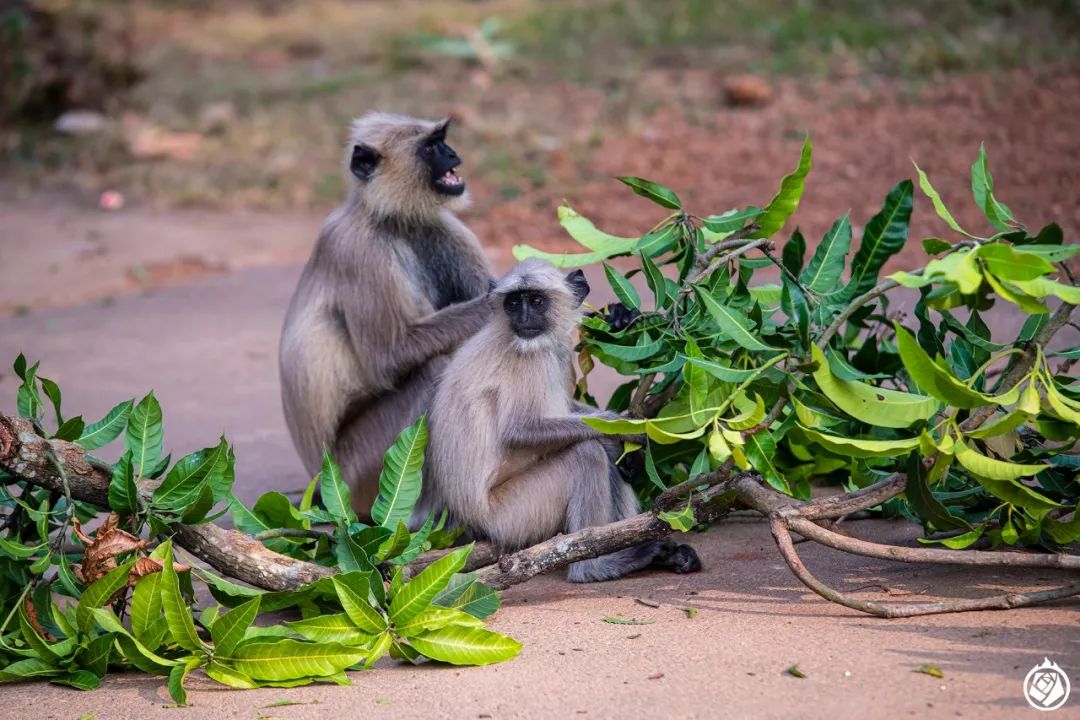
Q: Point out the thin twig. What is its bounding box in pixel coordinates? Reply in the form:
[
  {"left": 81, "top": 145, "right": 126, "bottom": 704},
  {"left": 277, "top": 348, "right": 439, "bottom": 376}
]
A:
[
  {"left": 254, "top": 528, "right": 329, "bottom": 542},
  {"left": 692, "top": 224, "right": 761, "bottom": 270}
]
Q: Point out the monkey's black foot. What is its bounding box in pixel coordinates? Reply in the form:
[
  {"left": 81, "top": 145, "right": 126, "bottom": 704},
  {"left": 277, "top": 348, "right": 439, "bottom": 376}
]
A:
[{"left": 653, "top": 540, "right": 703, "bottom": 574}]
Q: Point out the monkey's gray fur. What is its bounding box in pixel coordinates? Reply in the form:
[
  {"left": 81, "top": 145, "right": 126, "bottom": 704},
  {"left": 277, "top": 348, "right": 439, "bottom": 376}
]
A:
[
  {"left": 280, "top": 113, "right": 493, "bottom": 518},
  {"left": 423, "top": 259, "right": 701, "bottom": 582}
]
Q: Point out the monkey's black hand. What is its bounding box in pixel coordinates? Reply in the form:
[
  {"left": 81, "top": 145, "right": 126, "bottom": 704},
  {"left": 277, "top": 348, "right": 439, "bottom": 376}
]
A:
[{"left": 588, "top": 302, "right": 640, "bottom": 332}]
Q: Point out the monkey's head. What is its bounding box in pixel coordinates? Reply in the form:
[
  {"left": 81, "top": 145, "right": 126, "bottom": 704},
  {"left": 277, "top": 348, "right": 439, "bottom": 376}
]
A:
[
  {"left": 345, "top": 112, "right": 468, "bottom": 217},
  {"left": 491, "top": 259, "right": 590, "bottom": 353}
]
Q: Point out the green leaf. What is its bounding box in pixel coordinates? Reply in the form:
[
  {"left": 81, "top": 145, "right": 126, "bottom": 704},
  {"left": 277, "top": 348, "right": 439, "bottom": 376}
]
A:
[
  {"left": 975, "top": 243, "right": 1054, "bottom": 281},
  {"left": 319, "top": 452, "right": 357, "bottom": 526},
  {"left": 1012, "top": 276, "right": 1080, "bottom": 305},
  {"left": 782, "top": 228, "right": 807, "bottom": 275},
  {"left": 591, "top": 335, "right": 664, "bottom": 362},
  {"left": 970, "top": 144, "right": 1015, "bottom": 232},
  {"left": 54, "top": 416, "right": 85, "bottom": 442},
  {"left": 697, "top": 289, "right": 776, "bottom": 352},
  {"left": 19, "top": 606, "right": 60, "bottom": 664},
  {"left": 126, "top": 391, "right": 164, "bottom": 476},
  {"left": 799, "top": 425, "right": 921, "bottom": 459},
  {"left": 159, "top": 540, "right": 205, "bottom": 653},
  {"left": 781, "top": 274, "right": 809, "bottom": 344},
  {"left": 914, "top": 663, "right": 945, "bottom": 679},
  {"left": 744, "top": 431, "right": 788, "bottom": 493},
  {"left": 913, "top": 161, "right": 973, "bottom": 238},
  {"left": 890, "top": 250, "right": 984, "bottom": 295},
  {"left": 602, "top": 263, "right": 641, "bottom": 310},
  {"left": 154, "top": 438, "right": 231, "bottom": 511},
  {"left": 377, "top": 521, "right": 412, "bottom": 562},
  {"left": 77, "top": 631, "right": 117, "bottom": 678},
  {"left": 554, "top": 204, "right": 639, "bottom": 253},
  {"left": 409, "top": 626, "right": 521, "bottom": 666},
  {"left": 639, "top": 251, "right": 669, "bottom": 308},
  {"left": 131, "top": 572, "right": 162, "bottom": 639},
  {"left": 79, "top": 399, "right": 132, "bottom": 450},
  {"left": 843, "top": 180, "right": 913, "bottom": 299},
  {"left": 1016, "top": 243, "right": 1080, "bottom": 263},
  {"left": 432, "top": 574, "right": 501, "bottom": 619},
  {"left": 17, "top": 361, "right": 42, "bottom": 420},
  {"left": 389, "top": 546, "right": 470, "bottom": 626},
  {"left": 335, "top": 525, "right": 378, "bottom": 574},
  {"left": 108, "top": 450, "right": 140, "bottom": 514},
  {"left": 954, "top": 441, "right": 1051, "bottom": 482},
  {"left": 617, "top": 176, "right": 681, "bottom": 209},
  {"left": 168, "top": 656, "right": 202, "bottom": 706},
  {"left": 112, "top": 627, "right": 178, "bottom": 675},
  {"left": 38, "top": 376, "right": 64, "bottom": 425},
  {"left": 0, "top": 658, "right": 59, "bottom": 682},
  {"left": 0, "top": 536, "right": 46, "bottom": 559},
  {"left": 800, "top": 213, "right": 852, "bottom": 294},
  {"left": 894, "top": 325, "right": 995, "bottom": 409},
  {"left": 922, "top": 238, "right": 952, "bottom": 255},
  {"left": 76, "top": 560, "right": 135, "bottom": 633},
  {"left": 51, "top": 670, "right": 101, "bottom": 690},
  {"left": 228, "top": 639, "right": 367, "bottom": 682},
  {"left": 810, "top": 345, "right": 939, "bottom": 429},
  {"left": 396, "top": 606, "right": 485, "bottom": 637},
  {"left": 333, "top": 577, "right": 387, "bottom": 634},
  {"left": 702, "top": 207, "right": 761, "bottom": 234},
  {"left": 205, "top": 663, "right": 259, "bottom": 689},
  {"left": 210, "top": 596, "right": 260, "bottom": 657},
  {"left": 752, "top": 136, "right": 812, "bottom": 239},
  {"left": 658, "top": 499, "right": 696, "bottom": 532},
  {"left": 372, "top": 416, "right": 428, "bottom": 529},
  {"left": 904, "top": 454, "right": 972, "bottom": 533},
  {"left": 288, "top": 613, "right": 377, "bottom": 645}
]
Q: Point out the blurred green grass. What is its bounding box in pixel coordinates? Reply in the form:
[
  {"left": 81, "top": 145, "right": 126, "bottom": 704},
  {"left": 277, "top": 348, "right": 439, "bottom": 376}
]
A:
[{"left": 4, "top": 0, "right": 1078, "bottom": 209}]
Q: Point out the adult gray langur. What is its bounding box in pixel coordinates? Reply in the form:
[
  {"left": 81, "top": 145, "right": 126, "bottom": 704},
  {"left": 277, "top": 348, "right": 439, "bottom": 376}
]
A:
[
  {"left": 423, "top": 258, "right": 702, "bottom": 582},
  {"left": 280, "top": 113, "right": 493, "bottom": 518}
]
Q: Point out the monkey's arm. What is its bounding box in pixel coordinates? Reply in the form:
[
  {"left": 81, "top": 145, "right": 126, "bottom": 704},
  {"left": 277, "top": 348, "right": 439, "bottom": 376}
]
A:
[
  {"left": 501, "top": 414, "right": 625, "bottom": 453},
  {"left": 351, "top": 295, "right": 491, "bottom": 385}
]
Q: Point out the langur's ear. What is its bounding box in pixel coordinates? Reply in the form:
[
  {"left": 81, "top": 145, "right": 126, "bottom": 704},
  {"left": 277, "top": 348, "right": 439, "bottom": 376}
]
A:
[
  {"left": 565, "top": 269, "right": 590, "bottom": 306},
  {"left": 350, "top": 143, "right": 381, "bottom": 181},
  {"left": 430, "top": 118, "right": 451, "bottom": 142}
]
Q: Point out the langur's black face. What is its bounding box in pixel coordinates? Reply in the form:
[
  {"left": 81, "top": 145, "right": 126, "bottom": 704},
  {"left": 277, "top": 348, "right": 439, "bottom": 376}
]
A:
[
  {"left": 419, "top": 121, "right": 465, "bottom": 197},
  {"left": 503, "top": 290, "right": 549, "bottom": 339}
]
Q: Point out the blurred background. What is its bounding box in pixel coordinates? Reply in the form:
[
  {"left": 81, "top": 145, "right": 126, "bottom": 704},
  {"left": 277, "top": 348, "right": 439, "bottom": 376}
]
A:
[
  {"left": 1, "top": 0, "right": 1078, "bottom": 497},
  {"left": 3, "top": 1, "right": 1080, "bottom": 308}
]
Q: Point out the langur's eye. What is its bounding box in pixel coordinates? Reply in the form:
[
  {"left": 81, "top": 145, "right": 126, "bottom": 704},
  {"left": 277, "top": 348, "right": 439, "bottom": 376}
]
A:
[
  {"left": 529, "top": 295, "right": 545, "bottom": 307},
  {"left": 506, "top": 299, "right": 520, "bottom": 310}
]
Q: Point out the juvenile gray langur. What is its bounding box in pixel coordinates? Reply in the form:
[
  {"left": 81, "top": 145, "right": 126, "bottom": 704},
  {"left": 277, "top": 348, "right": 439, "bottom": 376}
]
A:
[
  {"left": 280, "top": 113, "right": 493, "bottom": 519},
  {"left": 424, "top": 259, "right": 702, "bottom": 582}
]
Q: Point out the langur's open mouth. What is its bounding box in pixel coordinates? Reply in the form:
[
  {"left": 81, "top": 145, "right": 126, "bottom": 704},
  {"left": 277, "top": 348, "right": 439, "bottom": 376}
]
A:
[{"left": 434, "top": 167, "right": 465, "bottom": 193}]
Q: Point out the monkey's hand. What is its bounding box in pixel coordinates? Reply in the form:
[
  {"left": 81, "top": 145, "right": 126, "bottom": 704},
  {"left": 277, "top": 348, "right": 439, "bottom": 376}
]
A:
[{"left": 586, "top": 302, "right": 641, "bottom": 332}]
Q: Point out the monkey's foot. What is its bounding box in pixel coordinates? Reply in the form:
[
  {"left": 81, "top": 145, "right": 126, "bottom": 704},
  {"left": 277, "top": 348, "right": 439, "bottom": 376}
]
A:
[{"left": 654, "top": 540, "right": 703, "bottom": 574}]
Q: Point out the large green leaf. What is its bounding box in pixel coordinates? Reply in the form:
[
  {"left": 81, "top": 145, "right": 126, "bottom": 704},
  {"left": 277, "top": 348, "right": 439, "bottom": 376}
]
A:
[
  {"left": 395, "top": 606, "right": 485, "bottom": 637},
  {"left": 159, "top": 540, "right": 205, "bottom": 653},
  {"left": 697, "top": 289, "right": 777, "bottom": 352},
  {"left": 975, "top": 243, "right": 1054, "bottom": 282},
  {"left": 954, "top": 441, "right": 1050, "bottom": 482},
  {"left": 76, "top": 560, "right": 135, "bottom": 633},
  {"left": 388, "top": 546, "right": 470, "bottom": 626},
  {"left": 842, "top": 180, "right": 913, "bottom": 299},
  {"left": 319, "top": 451, "right": 357, "bottom": 526},
  {"left": 288, "top": 613, "right": 377, "bottom": 645},
  {"left": 617, "top": 176, "right": 681, "bottom": 209},
  {"left": 744, "top": 431, "right": 788, "bottom": 493},
  {"left": 210, "top": 596, "right": 260, "bottom": 657},
  {"left": 126, "top": 391, "right": 164, "bottom": 476},
  {"left": 603, "top": 264, "right": 642, "bottom": 310},
  {"left": 432, "top": 574, "right": 501, "bottom": 619},
  {"left": 333, "top": 577, "right": 387, "bottom": 634},
  {"left": 154, "top": 437, "right": 231, "bottom": 511},
  {"left": 913, "top": 161, "right": 973, "bottom": 237},
  {"left": 799, "top": 425, "right": 920, "bottom": 459},
  {"left": 168, "top": 656, "right": 202, "bottom": 706},
  {"left": 130, "top": 573, "right": 162, "bottom": 641},
  {"left": 108, "top": 450, "right": 140, "bottom": 515},
  {"left": 811, "top": 345, "right": 939, "bottom": 429},
  {"left": 800, "top": 214, "right": 852, "bottom": 294},
  {"left": 904, "top": 454, "right": 972, "bottom": 533},
  {"left": 702, "top": 207, "right": 761, "bottom": 234},
  {"left": 894, "top": 325, "right": 996, "bottom": 409},
  {"left": 970, "top": 144, "right": 1015, "bottom": 231},
  {"left": 77, "top": 399, "right": 133, "bottom": 450},
  {"left": 752, "top": 136, "right": 812, "bottom": 239},
  {"left": 371, "top": 416, "right": 428, "bottom": 529},
  {"left": 228, "top": 639, "right": 367, "bottom": 681},
  {"left": 0, "top": 658, "right": 59, "bottom": 682},
  {"left": 409, "top": 626, "right": 521, "bottom": 666}
]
